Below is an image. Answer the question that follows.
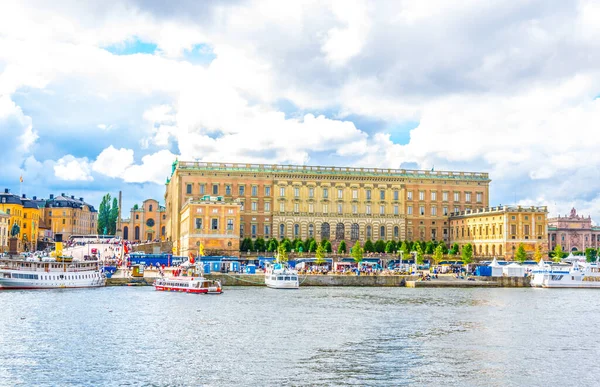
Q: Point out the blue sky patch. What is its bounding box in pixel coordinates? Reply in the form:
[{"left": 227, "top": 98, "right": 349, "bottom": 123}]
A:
[
  {"left": 387, "top": 121, "right": 419, "bottom": 145},
  {"left": 183, "top": 44, "right": 216, "bottom": 65},
  {"left": 104, "top": 38, "right": 157, "bottom": 55}
]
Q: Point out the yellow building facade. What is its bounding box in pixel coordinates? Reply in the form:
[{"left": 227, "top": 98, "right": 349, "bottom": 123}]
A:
[
  {"left": 44, "top": 194, "right": 98, "bottom": 240},
  {"left": 165, "top": 161, "right": 490, "bottom": 254},
  {"left": 179, "top": 196, "right": 241, "bottom": 257},
  {"left": 0, "top": 189, "right": 42, "bottom": 252},
  {"left": 449, "top": 205, "right": 548, "bottom": 260},
  {"left": 122, "top": 199, "right": 167, "bottom": 242}
]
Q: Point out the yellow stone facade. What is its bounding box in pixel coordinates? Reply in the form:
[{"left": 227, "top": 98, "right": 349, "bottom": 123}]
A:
[
  {"left": 179, "top": 196, "right": 241, "bottom": 257},
  {"left": 0, "top": 190, "right": 42, "bottom": 252},
  {"left": 45, "top": 194, "right": 98, "bottom": 240},
  {"left": 122, "top": 199, "right": 167, "bottom": 242},
  {"left": 165, "top": 161, "right": 490, "bottom": 252},
  {"left": 449, "top": 205, "right": 548, "bottom": 260}
]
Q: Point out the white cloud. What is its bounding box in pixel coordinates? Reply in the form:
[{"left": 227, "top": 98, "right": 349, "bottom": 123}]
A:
[
  {"left": 54, "top": 155, "right": 93, "bottom": 181},
  {"left": 121, "top": 150, "right": 176, "bottom": 184},
  {"left": 92, "top": 146, "right": 135, "bottom": 178}
]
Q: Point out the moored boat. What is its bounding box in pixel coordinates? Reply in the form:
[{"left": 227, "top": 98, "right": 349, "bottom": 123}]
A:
[
  {"left": 531, "top": 259, "right": 600, "bottom": 288},
  {"left": 153, "top": 276, "right": 223, "bottom": 294},
  {"left": 264, "top": 262, "right": 299, "bottom": 289},
  {"left": 0, "top": 255, "right": 106, "bottom": 289}
]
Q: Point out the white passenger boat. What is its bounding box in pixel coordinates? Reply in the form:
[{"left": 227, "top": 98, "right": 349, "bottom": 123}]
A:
[
  {"left": 531, "top": 259, "right": 600, "bottom": 288},
  {"left": 153, "top": 276, "right": 222, "bottom": 294},
  {"left": 265, "top": 262, "right": 299, "bottom": 289},
  {"left": 0, "top": 255, "right": 106, "bottom": 289}
]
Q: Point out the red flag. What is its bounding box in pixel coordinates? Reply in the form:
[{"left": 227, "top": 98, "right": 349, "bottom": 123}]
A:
[{"left": 189, "top": 252, "right": 195, "bottom": 264}]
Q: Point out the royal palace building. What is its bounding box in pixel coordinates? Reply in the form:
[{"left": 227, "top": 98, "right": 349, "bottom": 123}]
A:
[
  {"left": 165, "top": 161, "right": 491, "bottom": 255},
  {"left": 449, "top": 205, "right": 549, "bottom": 259}
]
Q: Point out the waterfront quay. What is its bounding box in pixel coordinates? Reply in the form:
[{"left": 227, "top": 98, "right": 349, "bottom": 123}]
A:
[{"left": 106, "top": 269, "right": 530, "bottom": 288}]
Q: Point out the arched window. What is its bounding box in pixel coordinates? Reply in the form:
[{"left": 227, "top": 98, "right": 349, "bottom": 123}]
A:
[
  {"left": 366, "top": 225, "right": 372, "bottom": 239},
  {"left": 149, "top": 204, "right": 153, "bottom": 212},
  {"left": 294, "top": 224, "right": 300, "bottom": 237},
  {"left": 161, "top": 226, "right": 165, "bottom": 236},
  {"left": 393, "top": 226, "right": 399, "bottom": 239},
  {"left": 308, "top": 224, "right": 314, "bottom": 238},
  {"left": 351, "top": 223, "right": 359, "bottom": 240},
  {"left": 380, "top": 226, "right": 386, "bottom": 239},
  {"left": 134, "top": 226, "right": 140, "bottom": 240},
  {"left": 336, "top": 223, "right": 345, "bottom": 240},
  {"left": 123, "top": 226, "right": 129, "bottom": 240},
  {"left": 279, "top": 223, "right": 285, "bottom": 238},
  {"left": 321, "top": 223, "right": 330, "bottom": 240}
]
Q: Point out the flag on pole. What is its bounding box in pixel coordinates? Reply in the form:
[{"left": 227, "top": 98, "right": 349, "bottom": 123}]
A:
[{"left": 19, "top": 175, "right": 23, "bottom": 183}]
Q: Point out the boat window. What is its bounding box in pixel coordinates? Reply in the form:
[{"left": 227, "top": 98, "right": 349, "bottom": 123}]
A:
[
  {"left": 291, "top": 277, "right": 297, "bottom": 281},
  {"left": 277, "top": 276, "right": 283, "bottom": 281},
  {"left": 284, "top": 276, "right": 290, "bottom": 281}
]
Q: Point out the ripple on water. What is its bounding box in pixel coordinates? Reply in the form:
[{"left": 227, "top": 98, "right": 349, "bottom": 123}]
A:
[{"left": 0, "top": 287, "right": 598, "bottom": 386}]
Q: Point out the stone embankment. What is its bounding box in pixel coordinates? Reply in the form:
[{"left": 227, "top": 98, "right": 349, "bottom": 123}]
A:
[{"left": 106, "top": 271, "right": 531, "bottom": 287}]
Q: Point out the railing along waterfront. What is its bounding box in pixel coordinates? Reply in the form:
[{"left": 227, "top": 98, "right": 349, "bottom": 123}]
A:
[{"left": 177, "top": 161, "right": 490, "bottom": 181}]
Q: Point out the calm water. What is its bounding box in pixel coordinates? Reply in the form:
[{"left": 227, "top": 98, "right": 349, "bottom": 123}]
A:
[{"left": 1, "top": 286, "right": 599, "bottom": 387}]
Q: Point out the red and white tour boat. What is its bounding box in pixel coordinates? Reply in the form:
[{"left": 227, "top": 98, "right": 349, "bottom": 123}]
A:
[{"left": 153, "top": 276, "right": 223, "bottom": 294}]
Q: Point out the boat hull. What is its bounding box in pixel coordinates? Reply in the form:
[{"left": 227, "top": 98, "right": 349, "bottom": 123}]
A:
[
  {"left": 265, "top": 279, "right": 299, "bottom": 289},
  {"left": 0, "top": 276, "right": 106, "bottom": 289},
  {"left": 154, "top": 285, "right": 222, "bottom": 294}
]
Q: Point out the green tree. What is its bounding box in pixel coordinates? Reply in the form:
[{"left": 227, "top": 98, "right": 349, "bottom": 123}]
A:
[
  {"left": 254, "top": 238, "right": 266, "bottom": 252},
  {"left": 515, "top": 243, "right": 527, "bottom": 263},
  {"left": 282, "top": 239, "right": 292, "bottom": 252},
  {"left": 374, "top": 240, "right": 386, "bottom": 253},
  {"left": 364, "top": 239, "right": 375, "bottom": 253},
  {"left": 449, "top": 242, "right": 460, "bottom": 256},
  {"left": 424, "top": 241, "right": 434, "bottom": 254},
  {"left": 323, "top": 240, "right": 332, "bottom": 253},
  {"left": 461, "top": 243, "right": 473, "bottom": 265},
  {"left": 553, "top": 245, "right": 563, "bottom": 263},
  {"left": 315, "top": 244, "right": 326, "bottom": 266},
  {"left": 585, "top": 248, "right": 597, "bottom": 263},
  {"left": 308, "top": 240, "right": 317, "bottom": 253},
  {"left": 440, "top": 243, "right": 449, "bottom": 254},
  {"left": 385, "top": 240, "right": 396, "bottom": 254},
  {"left": 399, "top": 241, "right": 409, "bottom": 260},
  {"left": 338, "top": 240, "right": 347, "bottom": 254},
  {"left": 294, "top": 239, "right": 304, "bottom": 252},
  {"left": 109, "top": 197, "right": 119, "bottom": 235},
  {"left": 97, "top": 194, "right": 112, "bottom": 235},
  {"left": 414, "top": 243, "right": 424, "bottom": 265},
  {"left": 303, "top": 238, "right": 313, "bottom": 252},
  {"left": 533, "top": 244, "right": 543, "bottom": 262},
  {"left": 277, "top": 244, "right": 288, "bottom": 263},
  {"left": 240, "top": 237, "right": 254, "bottom": 252},
  {"left": 267, "top": 238, "right": 279, "bottom": 252},
  {"left": 133, "top": 204, "right": 139, "bottom": 210},
  {"left": 432, "top": 244, "right": 444, "bottom": 265},
  {"left": 351, "top": 241, "right": 363, "bottom": 265}
]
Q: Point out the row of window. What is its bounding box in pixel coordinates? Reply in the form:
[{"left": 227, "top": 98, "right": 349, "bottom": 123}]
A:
[
  {"left": 185, "top": 183, "right": 485, "bottom": 203},
  {"left": 186, "top": 183, "right": 271, "bottom": 196},
  {"left": 194, "top": 218, "right": 235, "bottom": 231},
  {"left": 407, "top": 191, "right": 483, "bottom": 203},
  {"left": 453, "top": 224, "right": 544, "bottom": 238}
]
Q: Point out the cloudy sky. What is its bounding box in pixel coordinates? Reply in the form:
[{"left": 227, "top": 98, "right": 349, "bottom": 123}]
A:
[{"left": 1, "top": 0, "right": 600, "bottom": 220}]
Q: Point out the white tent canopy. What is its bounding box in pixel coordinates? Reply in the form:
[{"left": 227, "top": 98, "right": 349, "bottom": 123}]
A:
[
  {"left": 503, "top": 262, "right": 525, "bottom": 277},
  {"left": 489, "top": 257, "right": 503, "bottom": 277}
]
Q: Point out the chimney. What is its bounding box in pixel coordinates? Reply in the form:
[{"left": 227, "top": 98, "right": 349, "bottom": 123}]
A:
[
  {"left": 61, "top": 193, "right": 65, "bottom": 196},
  {"left": 4, "top": 188, "right": 8, "bottom": 193},
  {"left": 33, "top": 196, "right": 37, "bottom": 200},
  {"left": 71, "top": 195, "right": 75, "bottom": 199},
  {"left": 49, "top": 194, "right": 54, "bottom": 199},
  {"left": 79, "top": 197, "right": 84, "bottom": 201},
  {"left": 22, "top": 194, "right": 26, "bottom": 199}
]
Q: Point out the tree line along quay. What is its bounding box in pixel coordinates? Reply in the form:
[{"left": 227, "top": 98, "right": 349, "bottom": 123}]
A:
[{"left": 2, "top": 161, "right": 600, "bottom": 262}]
